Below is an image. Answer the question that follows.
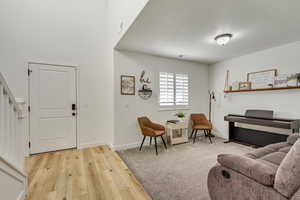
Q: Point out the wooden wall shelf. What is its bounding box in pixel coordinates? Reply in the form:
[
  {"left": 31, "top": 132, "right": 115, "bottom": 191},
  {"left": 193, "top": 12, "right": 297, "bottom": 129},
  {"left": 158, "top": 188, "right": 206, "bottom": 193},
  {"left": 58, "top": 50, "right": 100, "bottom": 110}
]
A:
[{"left": 224, "top": 86, "right": 300, "bottom": 93}]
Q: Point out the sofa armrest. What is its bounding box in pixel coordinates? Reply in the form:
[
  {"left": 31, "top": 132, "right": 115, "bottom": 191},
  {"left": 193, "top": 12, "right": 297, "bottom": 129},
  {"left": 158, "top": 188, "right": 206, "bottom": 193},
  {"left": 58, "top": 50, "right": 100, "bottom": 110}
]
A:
[
  {"left": 287, "top": 133, "right": 300, "bottom": 145},
  {"left": 217, "top": 154, "right": 277, "bottom": 186}
]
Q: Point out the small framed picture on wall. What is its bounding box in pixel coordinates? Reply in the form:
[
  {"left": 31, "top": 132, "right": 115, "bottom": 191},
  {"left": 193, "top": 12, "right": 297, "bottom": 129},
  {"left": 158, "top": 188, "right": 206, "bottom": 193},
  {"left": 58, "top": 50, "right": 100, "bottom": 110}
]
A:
[{"left": 121, "top": 75, "right": 135, "bottom": 95}]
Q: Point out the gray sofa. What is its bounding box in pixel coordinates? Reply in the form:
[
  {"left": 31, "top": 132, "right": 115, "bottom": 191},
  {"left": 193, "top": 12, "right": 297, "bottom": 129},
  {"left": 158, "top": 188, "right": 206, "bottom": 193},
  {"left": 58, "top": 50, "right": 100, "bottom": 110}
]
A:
[{"left": 208, "top": 134, "right": 300, "bottom": 200}]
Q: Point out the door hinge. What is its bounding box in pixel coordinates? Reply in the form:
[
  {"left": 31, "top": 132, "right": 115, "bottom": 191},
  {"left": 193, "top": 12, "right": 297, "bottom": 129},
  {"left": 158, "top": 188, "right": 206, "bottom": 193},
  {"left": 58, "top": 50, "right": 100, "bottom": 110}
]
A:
[
  {"left": 28, "top": 69, "right": 32, "bottom": 76},
  {"left": 29, "top": 142, "right": 31, "bottom": 148},
  {"left": 28, "top": 106, "right": 31, "bottom": 112}
]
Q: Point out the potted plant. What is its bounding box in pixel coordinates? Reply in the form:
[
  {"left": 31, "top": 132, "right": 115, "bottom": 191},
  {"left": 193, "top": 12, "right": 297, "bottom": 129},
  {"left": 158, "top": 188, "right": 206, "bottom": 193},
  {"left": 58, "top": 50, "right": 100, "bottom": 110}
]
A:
[{"left": 175, "top": 112, "right": 186, "bottom": 121}]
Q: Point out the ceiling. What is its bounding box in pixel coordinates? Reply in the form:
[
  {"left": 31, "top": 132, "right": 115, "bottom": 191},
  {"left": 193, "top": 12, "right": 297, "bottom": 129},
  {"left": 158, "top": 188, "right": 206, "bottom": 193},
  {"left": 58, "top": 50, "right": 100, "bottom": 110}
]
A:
[{"left": 116, "top": 0, "right": 300, "bottom": 64}]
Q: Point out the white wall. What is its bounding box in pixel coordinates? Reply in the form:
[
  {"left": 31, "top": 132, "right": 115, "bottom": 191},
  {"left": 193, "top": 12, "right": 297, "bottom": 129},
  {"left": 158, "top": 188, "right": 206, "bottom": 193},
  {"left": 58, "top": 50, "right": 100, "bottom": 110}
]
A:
[
  {"left": 0, "top": 0, "right": 154, "bottom": 155},
  {"left": 108, "top": 0, "right": 209, "bottom": 149},
  {"left": 209, "top": 41, "right": 300, "bottom": 139},
  {"left": 107, "top": 0, "right": 150, "bottom": 145},
  {"left": 108, "top": 0, "right": 149, "bottom": 47},
  {"left": 0, "top": 0, "right": 113, "bottom": 152},
  {"left": 114, "top": 50, "right": 209, "bottom": 149}
]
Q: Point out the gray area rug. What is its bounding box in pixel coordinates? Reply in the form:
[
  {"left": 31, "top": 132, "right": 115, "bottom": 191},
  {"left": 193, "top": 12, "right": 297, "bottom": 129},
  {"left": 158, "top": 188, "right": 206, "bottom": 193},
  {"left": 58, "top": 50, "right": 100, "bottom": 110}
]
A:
[{"left": 117, "top": 137, "right": 253, "bottom": 200}]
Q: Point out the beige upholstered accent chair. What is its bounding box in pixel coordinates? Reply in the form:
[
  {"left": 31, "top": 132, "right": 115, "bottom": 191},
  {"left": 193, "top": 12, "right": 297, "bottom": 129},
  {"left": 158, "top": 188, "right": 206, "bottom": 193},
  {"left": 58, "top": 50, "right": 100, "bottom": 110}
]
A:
[
  {"left": 137, "top": 117, "right": 167, "bottom": 155},
  {"left": 190, "top": 113, "right": 213, "bottom": 143}
]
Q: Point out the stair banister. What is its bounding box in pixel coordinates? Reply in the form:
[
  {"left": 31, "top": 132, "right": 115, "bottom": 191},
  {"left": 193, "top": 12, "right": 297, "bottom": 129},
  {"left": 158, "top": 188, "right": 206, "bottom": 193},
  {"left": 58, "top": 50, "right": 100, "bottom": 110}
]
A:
[{"left": 0, "top": 72, "right": 27, "bottom": 200}]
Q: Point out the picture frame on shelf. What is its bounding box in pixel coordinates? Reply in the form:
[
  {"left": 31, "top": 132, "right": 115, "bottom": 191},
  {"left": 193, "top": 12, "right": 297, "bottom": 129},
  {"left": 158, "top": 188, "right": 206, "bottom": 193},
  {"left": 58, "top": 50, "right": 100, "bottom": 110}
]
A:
[
  {"left": 287, "top": 74, "right": 298, "bottom": 87},
  {"left": 297, "top": 73, "right": 300, "bottom": 86},
  {"left": 247, "top": 69, "right": 277, "bottom": 89},
  {"left": 274, "top": 74, "right": 288, "bottom": 88},
  {"left": 121, "top": 75, "right": 135, "bottom": 95},
  {"left": 232, "top": 81, "right": 240, "bottom": 91},
  {"left": 239, "top": 82, "right": 251, "bottom": 90}
]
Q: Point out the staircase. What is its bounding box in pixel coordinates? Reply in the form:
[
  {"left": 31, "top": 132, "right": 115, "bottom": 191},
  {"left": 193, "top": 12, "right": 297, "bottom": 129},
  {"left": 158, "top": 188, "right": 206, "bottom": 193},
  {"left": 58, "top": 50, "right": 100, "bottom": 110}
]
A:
[{"left": 0, "top": 72, "right": 27, "bottom": 200}]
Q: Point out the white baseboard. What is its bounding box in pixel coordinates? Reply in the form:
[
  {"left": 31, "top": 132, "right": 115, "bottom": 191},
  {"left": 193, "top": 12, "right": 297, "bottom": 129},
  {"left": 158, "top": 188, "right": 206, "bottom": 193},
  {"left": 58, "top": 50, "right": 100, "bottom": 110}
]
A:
[
  {"left": 111, "top": 142, "right": 140, "bottom": 151},
  {"left": 108, "top": 143, "right": 114, "bottom": 150},
  {"left": 212, "top": 129, "right": 228, "bottom": 139},
  {"left": 78, "top": 141, "right": 107, "bottom": 149},
  {"left": 17, "top": 190, "right": 26, "bottom": 200}
]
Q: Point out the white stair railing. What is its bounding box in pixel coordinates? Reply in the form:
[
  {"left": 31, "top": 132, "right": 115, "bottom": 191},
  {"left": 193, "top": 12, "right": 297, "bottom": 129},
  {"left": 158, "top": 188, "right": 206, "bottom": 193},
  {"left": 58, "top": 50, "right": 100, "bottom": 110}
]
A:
[{"left": 0, "top": 72, "right": 27, "bottom": 200}]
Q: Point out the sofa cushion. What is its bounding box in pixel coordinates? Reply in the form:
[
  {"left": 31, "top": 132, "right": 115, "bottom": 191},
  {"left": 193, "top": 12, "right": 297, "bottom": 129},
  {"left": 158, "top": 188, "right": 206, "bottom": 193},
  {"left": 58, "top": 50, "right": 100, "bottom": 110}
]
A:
[
  {"left": 261, "top": 152, "right": 287, "bottom": 166},
  {"left": 258, "top": 159, "right": 280, "bottom": 170},
  {"left": 218, "top": 154, "right": 277, "bottom": 186},
  {"left": 245, "top": 142, "right": 289, "bottom": 159},
  {"left": 275, "top": 139, "right": 300, "bottom": 198},
  {"left": 287, "top": 133, "right": 300, "bottom": 145},
  {"left": 245, "top": 146, "right": 276, "bottom": 159},
  {"left": 267, "top": 142, "right": 291, "bottom": 151},
  {"left": 279, "top": 146, "right": 291, "bottom": 153}
]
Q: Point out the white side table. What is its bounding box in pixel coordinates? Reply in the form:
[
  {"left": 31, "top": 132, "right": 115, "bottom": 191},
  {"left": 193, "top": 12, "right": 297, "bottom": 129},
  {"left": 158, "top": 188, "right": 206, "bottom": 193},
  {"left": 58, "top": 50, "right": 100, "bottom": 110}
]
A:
[{"left": 166, "top": 121, "right": 189, "bottom": 145}]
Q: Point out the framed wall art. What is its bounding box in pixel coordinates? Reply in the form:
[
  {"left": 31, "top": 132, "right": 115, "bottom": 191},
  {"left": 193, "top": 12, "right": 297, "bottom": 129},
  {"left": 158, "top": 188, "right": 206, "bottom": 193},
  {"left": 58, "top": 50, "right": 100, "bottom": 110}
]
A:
[
  {"left": 247, "top": 69, "right": 277, "bottom": 89},
  {"left": 239, "top": 81, "right": 251, "bottom": 90},
  {"left": 121, "top": 75, "right": 135, "bottom": 95}
]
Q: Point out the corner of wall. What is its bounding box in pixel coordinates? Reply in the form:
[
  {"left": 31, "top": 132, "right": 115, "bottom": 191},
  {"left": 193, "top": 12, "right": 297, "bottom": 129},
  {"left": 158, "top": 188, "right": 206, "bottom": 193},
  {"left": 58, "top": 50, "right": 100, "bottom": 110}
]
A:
[{"left": 109, "top": 0, "right": 150, "bottom": 48}]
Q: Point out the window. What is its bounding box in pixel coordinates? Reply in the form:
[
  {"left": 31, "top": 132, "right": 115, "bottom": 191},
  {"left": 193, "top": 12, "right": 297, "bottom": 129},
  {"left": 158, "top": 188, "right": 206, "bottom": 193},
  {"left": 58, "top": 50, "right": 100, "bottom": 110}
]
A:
[
  {"left": 159, "top": 72, "right": 189, "bottom": 107},
  {"left": 159, "top": 72, "right": 174, "bottom": 106},
  {"left": 175, "top": 73, "right": 189, "bottom": 106}
]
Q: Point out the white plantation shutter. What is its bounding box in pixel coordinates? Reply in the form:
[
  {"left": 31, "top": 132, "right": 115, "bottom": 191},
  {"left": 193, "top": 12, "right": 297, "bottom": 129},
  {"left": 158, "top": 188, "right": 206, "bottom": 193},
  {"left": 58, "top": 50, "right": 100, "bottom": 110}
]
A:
[
  {"left": 159, "top": 72, "right": 189, "bottom": 107},
  {"left": 159, "top": 72, "right": 174, "bottom": 106},
  {"left": 175, "top": 74, "right": 189, "bottom": 106}
]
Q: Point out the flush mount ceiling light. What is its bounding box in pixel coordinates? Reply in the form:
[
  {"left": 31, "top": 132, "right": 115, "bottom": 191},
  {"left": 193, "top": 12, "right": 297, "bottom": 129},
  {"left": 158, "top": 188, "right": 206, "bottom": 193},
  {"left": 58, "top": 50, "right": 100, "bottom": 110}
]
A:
[{"left": 214, "top": 33, "right": 233, "bottom": 46}]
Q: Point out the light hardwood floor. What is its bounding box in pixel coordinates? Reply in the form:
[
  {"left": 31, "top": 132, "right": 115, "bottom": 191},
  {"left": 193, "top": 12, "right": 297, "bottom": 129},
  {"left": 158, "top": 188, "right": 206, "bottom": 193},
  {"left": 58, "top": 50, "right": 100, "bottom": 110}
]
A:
[{"left": 25, "top": 145, "right": 152, "bottom": 200}]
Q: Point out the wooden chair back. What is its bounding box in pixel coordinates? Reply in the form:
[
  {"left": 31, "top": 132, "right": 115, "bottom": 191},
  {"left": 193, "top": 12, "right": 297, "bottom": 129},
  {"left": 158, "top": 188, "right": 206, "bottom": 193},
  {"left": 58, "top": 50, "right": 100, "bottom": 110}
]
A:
[{"left": 190, "top": 113, "right": 210, "bottom": 126}]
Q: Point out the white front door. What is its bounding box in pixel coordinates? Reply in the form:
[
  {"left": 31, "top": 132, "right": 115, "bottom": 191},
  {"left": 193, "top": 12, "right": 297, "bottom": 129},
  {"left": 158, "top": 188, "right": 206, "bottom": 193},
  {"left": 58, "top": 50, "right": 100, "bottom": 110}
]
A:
[{"left": 29, "top": 63, "right": 77, "bottom": 154}]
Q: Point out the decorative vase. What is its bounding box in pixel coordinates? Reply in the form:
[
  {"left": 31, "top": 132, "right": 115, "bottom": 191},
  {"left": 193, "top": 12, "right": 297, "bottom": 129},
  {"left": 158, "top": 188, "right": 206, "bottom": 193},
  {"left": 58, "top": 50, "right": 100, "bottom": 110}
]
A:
[{"left": 178, "top": 117, "right": 185, "bottom": 122}]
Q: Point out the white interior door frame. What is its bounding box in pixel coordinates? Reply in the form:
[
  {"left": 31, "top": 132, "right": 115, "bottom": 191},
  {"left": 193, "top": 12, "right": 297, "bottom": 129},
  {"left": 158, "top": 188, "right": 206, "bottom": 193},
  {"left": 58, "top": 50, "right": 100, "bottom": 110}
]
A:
[{"left": 27, "top": 62, "right": 80, "bottom": 154}]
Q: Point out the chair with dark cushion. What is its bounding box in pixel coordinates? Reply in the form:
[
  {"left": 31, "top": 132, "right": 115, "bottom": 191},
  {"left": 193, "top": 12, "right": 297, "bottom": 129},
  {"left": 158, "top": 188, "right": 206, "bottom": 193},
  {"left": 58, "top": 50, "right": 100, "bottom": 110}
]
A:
[
  {"left": 137, "top": 116, "right": 167, "bottom": 155},
  {"left": 190, "top": 113, "right": 213, "bottom": 144}
]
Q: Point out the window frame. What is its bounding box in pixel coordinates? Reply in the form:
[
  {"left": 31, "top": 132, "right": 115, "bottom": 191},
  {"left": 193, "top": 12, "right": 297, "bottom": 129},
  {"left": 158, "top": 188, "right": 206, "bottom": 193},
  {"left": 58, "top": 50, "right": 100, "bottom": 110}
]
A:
[{"left": 159, "top": 72, "right": 190, "bottom": 110}]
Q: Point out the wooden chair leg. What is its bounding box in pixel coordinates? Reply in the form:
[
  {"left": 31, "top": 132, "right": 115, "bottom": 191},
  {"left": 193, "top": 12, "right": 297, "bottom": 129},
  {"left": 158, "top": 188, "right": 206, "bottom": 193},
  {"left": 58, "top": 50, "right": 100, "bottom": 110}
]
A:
[
  {"left": 190, "top": 129, "right": 195, "bottom": 138},
  {"left": 150, "top": 137, "right": 152, "bottom": 146},
  {"left": 208, "top": 131, "right": 213, "bottom": 144},
  {"left": 161, "top": 136, "right": 167, "bottom": 149},
  {"left": 193, "top": 130, "right": 198, "bottom": 144},
  {"left": 208, "top": 130, "right": 213, "bottom": 144},
  {"left": 139, "top": 136, "right": 146, "bottom": 151},
  {"left": 208, "top": 130, "right": 215, "bottom": 137},
  {"left": 204, "top": 130, "right": 208, "bottom": 137},
  {"left": 154, "top": 137, "right": 158, "bottom": 155}
]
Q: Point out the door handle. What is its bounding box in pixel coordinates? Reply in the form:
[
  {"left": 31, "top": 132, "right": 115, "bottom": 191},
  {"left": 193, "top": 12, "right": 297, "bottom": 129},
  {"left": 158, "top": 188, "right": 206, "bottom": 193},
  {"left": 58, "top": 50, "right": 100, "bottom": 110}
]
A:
[{"left": 72, "top": 113, "right": 76, "bottom": 116}]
